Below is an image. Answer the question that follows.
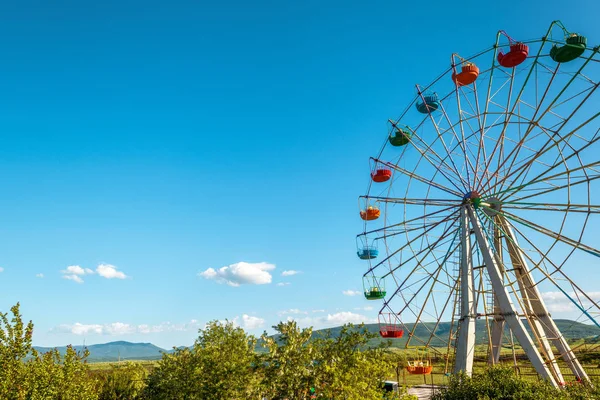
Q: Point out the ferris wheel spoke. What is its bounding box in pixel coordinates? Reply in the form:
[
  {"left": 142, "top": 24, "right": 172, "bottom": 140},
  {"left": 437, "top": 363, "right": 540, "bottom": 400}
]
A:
[
  {"left": 387, "top": 218, "right": 460, "bottom": 277},
  {"left": 437, "top": 91, "right": 476, "bottom": 184},
  {"left": 381, "top": 161, "right": 464, "bottom": 197},
  {"left": 501, "top": 201, "right": 600, "bottom": 214},
  {"left": 488, "top": 102, "right": 600, "bottom": 198},
  {"left": 483, "top": 51, "right": 600, "bottom": 195},
  {"left": 417, "top": 87, "right": 475, "bottom": 187},
  {"left": 502, "top": 167, "right": 600, "bottom": 204},
  {"left": 491, "top": 159, "right": 600, "bottom": 201},
  {"left": 389, "top": 120, "right": 470, "bottom": 191},
  {"left": 485, "top": 213, "right": 600, "bottom": 327},
  {"left": 496, "top": 208, "right": 600, "bottom": 258},
  {"left": 364, "top": 213, "right": 459, "bottom": 275},
  {"left": 476, "top": 32, "right": 560, "bottom": 194},
  {"left": 475, "top": 66, "right": 516, "bottom": 191},
  {"left": 361, "top": 205, "right": 457, "bottom": 237},
  {"left": 383, "top": 225, "right": 460, "bottom": 301},
  {"left": 364, "top": 196, "right": 462, "bottom": 207}
]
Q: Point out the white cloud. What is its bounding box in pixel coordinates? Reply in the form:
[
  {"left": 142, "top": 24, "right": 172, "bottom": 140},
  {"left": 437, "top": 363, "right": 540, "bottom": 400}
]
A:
[
  {"left": 198, "top": 262, "right": 275, "bottom": 286},
  {"left": 284, "top": 311, "right": 375, "bottom": 329},
  {"left": 53, "top": 319, "right": 202, "bottom": 336},
  {"left": 278, "top": 308, "right": 308, "bottom": 316},
  {"left": 540, "top": 291, "right": 600, "bottom": 314},
  {"left": 62, "top": 265, "right": 94, "bottom": 276},
  {"left": 0, "top": 267, "right": 4, "bottom": 273},
  {"left": 63, "top": 274, "right": 84, "bottom": 284},
  {"left": 242, "top": 315, "right": 265, "bottom": 330},
  {"left": 312, "top": 309, "right": 326, "bottom": 313},
  {"left": 96, "top": 263, "right": 128, "bottom": 279},
  {"left": 36, "top": 273, "right": 44, "bottom": 278},
  {"left": 326, "top": 311, "right": 370, "bottom": 325},
  {"left": 342, "top": 290, "right": 362, "bottom": 296},
  {"left": 354, "top": 306, "right": 373, "bottom": 311},
  {"left": 60, "top": 265, "right": 94, "bottom": 283},
  {"left": 281, "top": 270, "right": 301, "bottom": 276},
  {"left": 276, "top": 282, "right": 291, "bottom": 286}
]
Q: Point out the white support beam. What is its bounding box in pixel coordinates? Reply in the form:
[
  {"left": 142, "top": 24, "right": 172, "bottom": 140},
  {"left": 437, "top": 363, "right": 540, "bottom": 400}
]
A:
[
  {"left": 467, "top": 206, "right": 558, "bottom": 387},
  {"left": 489, "top": 217, "right": 505, "bottom": 364},
  {"left": 498, "top": 216, "right": 589, "bottom": 383},
  {"left": 454, "top": 206, "right": 477, "bottom": 376}
]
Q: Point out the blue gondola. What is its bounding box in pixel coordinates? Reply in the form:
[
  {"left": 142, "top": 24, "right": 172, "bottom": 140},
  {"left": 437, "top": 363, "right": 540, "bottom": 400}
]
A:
[
  {"left": 357, "top": 247, "right": 379, "bottom": 260},
  {"left": 416, "top": 93, "right": 440, "bottom": 114}
]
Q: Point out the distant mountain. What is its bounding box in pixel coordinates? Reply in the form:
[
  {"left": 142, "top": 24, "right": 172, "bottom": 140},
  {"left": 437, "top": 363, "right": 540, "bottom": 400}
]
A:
[
  {"left": 32, "top": 320, "right": 600, "bottom": 362},
  {"left": 33, "top": 341, "right": 167, "bottom": 362},
  {"left": 311, "top": 319, "right": 600, "bottom": 348}
]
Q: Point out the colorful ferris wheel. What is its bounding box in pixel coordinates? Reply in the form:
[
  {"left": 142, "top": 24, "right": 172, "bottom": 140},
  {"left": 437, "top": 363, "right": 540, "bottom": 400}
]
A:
[{"left": 357, "top": 21, "right": 599, "bottom": 387}]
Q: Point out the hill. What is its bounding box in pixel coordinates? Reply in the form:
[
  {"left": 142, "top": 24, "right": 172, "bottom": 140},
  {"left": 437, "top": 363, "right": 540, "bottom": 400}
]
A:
[
  {"left": 33, "top": 341, "right": 166, "bottom": 362},
  {"left": 32, "top": 320, "right": 600, "bottom": 362},
  {"left": 312, "top": 319, "right": 600, "bottom": 348}
]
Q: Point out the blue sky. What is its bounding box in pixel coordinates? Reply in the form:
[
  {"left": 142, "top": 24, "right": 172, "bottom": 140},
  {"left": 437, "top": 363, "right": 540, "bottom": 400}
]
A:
[{"left": 0, "top": 0, "right": 598, "bottom": 348}]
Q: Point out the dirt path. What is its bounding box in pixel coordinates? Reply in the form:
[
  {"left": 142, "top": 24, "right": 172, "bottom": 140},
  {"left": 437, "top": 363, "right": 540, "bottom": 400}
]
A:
[{"left": 407, "top": 384, "right": 441, "bottom": 400}]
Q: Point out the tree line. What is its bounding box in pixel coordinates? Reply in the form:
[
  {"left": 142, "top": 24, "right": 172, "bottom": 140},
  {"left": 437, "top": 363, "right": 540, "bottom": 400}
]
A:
[{"left": 0, "top": 303, "right": 406, "bottom": 399}]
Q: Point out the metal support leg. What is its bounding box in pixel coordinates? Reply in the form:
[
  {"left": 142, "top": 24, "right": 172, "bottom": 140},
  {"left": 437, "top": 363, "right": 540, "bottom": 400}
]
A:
[
  {"left": 489, "top": 216, "right": 505, "bottom": 364},
  {"left": 498, "top": 216, "right": 589, "bottom": 383},
  {"left": 454, "top": 206, "right": 477, "bottom": 376},
  {"left": 467, "top": 206, "right": 558, "bottom": 387}
]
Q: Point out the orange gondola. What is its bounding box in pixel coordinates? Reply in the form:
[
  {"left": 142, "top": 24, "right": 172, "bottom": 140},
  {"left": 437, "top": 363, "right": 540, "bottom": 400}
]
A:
[
  {"left": 451, "top": 54, "right": 479, "bottom": 86},
  {"left": 406, "top": 348, "right": 433, "bottom": 375},
  {"left": 360, "top": 206, "right": 380, "bottom": 221}
]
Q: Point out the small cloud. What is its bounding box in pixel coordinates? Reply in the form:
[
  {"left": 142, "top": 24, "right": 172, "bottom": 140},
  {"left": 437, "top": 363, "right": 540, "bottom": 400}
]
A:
[
  {"left": 276, "top": 282, "right": 291, "bottom": 286},
  {"left": 540, "top": 291, "right": 600, "bottom": 314},
  {"left": 242, "top": 315, "right": 265, "bottom": 330},
  {"left": 198, "top": 262, "right": 275, "bottom": 286},
  {"left": 354, "top": 306, "right": 373, "bottom": 311},
  {"left": 96, "top": 263, "right": 128, "bottom": 279},
  {"left": 326, "top": 311, "right": 372, "bottom": 325},
  {"left": 63, "top": 274, "right": 84, "bottom": 284},
  {"left": 36, "top": 273, "right": 44, "bottom": 278},
  {"left": 342, "top": 290, "right": 362, "bottom": 296},
  {"left": 0, "top": 267, "right": 4, "bottom": 273},
  {"left": 281, "top": 270, "right": 301, "bottom": 277},
  {"left": 61, "top": 265, "right": 94, "bottom": 283},
  {"left": 312, "top": 309, "right": 326, "bottom": 313},
  {"left": 62, "top": 265, "right": 94, "bottom": 276},
  {"left": 278, "top": 308, "right": 308, "bottom": 316},
  {"left": 53, "top": 320, "right": 202, "bottom": 335}
]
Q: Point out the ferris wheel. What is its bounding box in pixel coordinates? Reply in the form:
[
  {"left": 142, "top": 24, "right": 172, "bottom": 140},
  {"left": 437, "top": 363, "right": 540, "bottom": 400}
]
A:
[{"left": 357, "top": 21, "right": 599, "bottom": 387}]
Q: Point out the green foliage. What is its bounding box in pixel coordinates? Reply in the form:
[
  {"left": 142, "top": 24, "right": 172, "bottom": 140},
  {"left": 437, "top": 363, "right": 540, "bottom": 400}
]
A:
[
  {"left": 144, "top": 320, "right": 260, "bottom": 399},
  {"left": 97, "top": 361, "right": 148, "bottom": 400},
  {"left": 312, "top": 324, "right": 394, "bottom": 399},
  {"left": 431, "top": 367, "right": 600, "bottom": 400},
  {"left": 0, "top": 303, "right": 96, "bottom": 400},
  {"left": 259, "top": 321, "right": 394, "bottom": 400},
  {"left": 25, "top": 346, "right": 98, "bottom": 400},
  {"left": 260, "top": 320, "right": 315, "bottom": 399}
]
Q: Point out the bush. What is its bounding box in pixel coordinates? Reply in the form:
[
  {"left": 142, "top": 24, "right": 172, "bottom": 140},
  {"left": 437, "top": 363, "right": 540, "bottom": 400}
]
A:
[
  {"left": 0, "top": 303, "right": 97, "bottom": 399},
  {"left": 431, "top": 367, "right": 600, "bottom": 400},
  {"left": 97, "top": 362, "right": 148, "bottom": 400}
]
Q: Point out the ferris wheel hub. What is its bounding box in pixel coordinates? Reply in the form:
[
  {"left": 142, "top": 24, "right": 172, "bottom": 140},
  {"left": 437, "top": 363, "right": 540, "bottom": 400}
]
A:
[
  {"left": 463, "top": 191, "right": 482, "bottom": 209},
  {"left": 482, "top": 197, "right": 502, "bottom": 217}
]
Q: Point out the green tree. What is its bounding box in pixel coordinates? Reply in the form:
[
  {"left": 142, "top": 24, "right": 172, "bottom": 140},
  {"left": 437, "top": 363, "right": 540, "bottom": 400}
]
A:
[
  {"left": 260, "top": 320, "right": 315, "bottom": 400},
  {"left": 0, "top": 303, "right": 35, "bottom": 399},
  {"left": 0, "top": 303, "right": 98, "bottom": 400},
  {"left": 145, "top": 320, "right": 259, "bottom": 399},
  {"left": 313, "top": 324, "right": 394, "bottom": 400},
  {"left": 97, "top": 361, "right": 148, "bottom": 400},
  {"left": 25, "top": 346, "right": 98, "bottom": 400}
]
